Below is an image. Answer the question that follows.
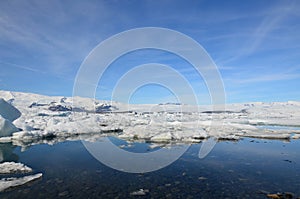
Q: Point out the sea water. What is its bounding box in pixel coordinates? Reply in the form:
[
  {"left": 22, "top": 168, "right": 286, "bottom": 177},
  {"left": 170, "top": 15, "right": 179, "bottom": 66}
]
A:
[{"left": 1, "top": 137, "right": 300, "bottom": 198}]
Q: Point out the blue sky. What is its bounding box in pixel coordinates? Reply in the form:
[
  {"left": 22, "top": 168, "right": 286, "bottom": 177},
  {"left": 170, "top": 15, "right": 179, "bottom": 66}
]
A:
[{"left": 0, "top": 0, "right": 300, "bottom": 104}]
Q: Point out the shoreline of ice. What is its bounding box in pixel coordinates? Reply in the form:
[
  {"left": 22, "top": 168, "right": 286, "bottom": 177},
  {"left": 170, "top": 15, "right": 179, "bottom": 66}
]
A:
[{"left": 0, "top": 90, "right": 300, "bottom": 147}]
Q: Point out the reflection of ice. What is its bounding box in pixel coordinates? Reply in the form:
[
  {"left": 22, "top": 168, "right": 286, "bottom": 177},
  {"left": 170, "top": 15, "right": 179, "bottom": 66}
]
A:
[
  {"left": 0, "top": 143, "right": 18, "bottom": 163},
  {"left": 83, "top": 137, "right": 189, "bottom": 173}
]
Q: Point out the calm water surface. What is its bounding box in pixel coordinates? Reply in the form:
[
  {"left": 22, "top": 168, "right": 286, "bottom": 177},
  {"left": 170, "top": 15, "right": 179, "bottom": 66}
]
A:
[{"left": 0, "top": 137, "right": 300, "bottom": 198}]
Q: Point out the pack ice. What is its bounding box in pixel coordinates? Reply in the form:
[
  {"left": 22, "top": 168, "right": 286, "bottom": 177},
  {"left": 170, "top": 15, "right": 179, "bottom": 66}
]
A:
[{"left": 0, "top": 90, "right": 300, "bottom": 147}]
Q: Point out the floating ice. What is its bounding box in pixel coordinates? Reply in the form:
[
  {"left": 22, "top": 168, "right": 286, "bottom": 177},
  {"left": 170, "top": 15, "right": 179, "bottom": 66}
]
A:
[
  {"left": 0, "top": 162, "right": 32, "bottom": 174},
  {"left": 0, "top": 90, "right": 300, "bottom": 147},
  {"left": 0, "top": 173, "right": 42, "bottom": 192},
  {"left": 0, "top": 160, "right": 42, "bottom": 192}
]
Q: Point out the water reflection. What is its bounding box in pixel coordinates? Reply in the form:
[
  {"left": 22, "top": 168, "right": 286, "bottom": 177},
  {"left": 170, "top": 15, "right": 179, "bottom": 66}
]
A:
[
  {"left": 1, "top": 137, "right": 300, "bottom": 198},
  {"left": 0, "top": 143, "right": 18, "bottom": 163}
]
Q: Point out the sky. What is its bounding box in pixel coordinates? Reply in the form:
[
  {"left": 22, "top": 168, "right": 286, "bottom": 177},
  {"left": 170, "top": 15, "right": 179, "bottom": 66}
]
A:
[{"left": 0, "top": 0, "right": 300, "bottom": 104}]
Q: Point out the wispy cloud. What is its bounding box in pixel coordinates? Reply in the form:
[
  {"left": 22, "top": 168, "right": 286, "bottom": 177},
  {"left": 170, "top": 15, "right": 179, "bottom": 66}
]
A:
[
  {"left": 0, "top": 61, "right": 46, "bottom": 74},
  {"left": 224, "top": 69, "right": 300, "bottom": 85},
  {"left": 237, "top": 73, "right": 300, "bottom": 84},
  {"left": 0, "top": 1, "right": 113, "bottom": 76},
  {"left": 220, "top": 1, "right": 299, "bottom": 64}
]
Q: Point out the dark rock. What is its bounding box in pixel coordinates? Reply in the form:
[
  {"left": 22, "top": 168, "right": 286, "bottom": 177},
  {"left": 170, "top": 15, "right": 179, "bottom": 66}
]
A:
[
  {"left": 95, "top": 104, "right": 116, "bottom": 113},
  {"left": 285, "top": 192, "right": 294, "bottom": 199},
  {"left": 201, "top": 110, "right": 234, "bottom": 114},
  {"left": 48, "top": 105, "right": 72, "bottom": 112},
  {"left": 60, "top": 97, "right": 67, "bottom": 103},
  {"left": 266, "top": 193, "right": 284, "bottom": 199},
  {"left": 37, "top": 113, "right": 50, "bottom": 117},
  {"left": 28, "top": 102, "right": 48, "bottom": 108},
  {"left": 283, "top": 159, "right": 292, "bottom": 163},
  {"left": 42, "top": 134, "right": 56, "bottom": 140}
]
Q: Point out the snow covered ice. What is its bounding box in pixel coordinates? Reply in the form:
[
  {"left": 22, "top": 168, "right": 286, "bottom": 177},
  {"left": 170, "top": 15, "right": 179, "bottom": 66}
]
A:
[
  {"left": 0, "top": 162, "right": 32, "bottom": 174},
  {"left": 0, "top": 90, "right": 300, "bottom": 148}
]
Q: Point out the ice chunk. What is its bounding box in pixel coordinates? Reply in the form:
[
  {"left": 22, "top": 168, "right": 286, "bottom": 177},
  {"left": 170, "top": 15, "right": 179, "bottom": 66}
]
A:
[
  {"left": 0, "top": 98, "right": 21, "bottom": 121},
  {"left": 130, "top": 189, "right": 149, "bottom": 196},
  {"left": 151, "top": 132, "right": 173, "bottom": 142},
  {"left": 0, "top": 162, "right": 32, "bottom": 174},
  {"left": 0, "top": 115, "right": 20, "bottom": 137},
  {"left": 0, "top": 173, "right": 42, "bottom": 192}
]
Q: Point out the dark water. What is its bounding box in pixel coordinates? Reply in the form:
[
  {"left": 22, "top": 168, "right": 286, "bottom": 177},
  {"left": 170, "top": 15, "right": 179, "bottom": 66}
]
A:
[{"left": 1, "top": 137, "right": 300, "bottom": 199}]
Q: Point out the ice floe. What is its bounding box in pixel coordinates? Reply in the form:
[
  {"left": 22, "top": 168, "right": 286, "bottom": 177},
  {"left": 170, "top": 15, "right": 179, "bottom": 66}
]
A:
[
  {"left": 0, "top": 173, "right": 42, "bottom": 192},
  {"left": 0, "top": 162, "right": 32, "bottom": 174},
  {"left": 0, "top": 90, "right": 300, "bottom": 147},
  {"left": 0, "top": 161, "right": 42, "bottom": 192}
]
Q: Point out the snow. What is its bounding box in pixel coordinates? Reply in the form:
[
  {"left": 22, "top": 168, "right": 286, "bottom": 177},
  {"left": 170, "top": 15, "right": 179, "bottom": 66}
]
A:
[
  {"left": 0, "top": 173, "right": 42, "bottom": 192},
  {"left": 0, "top": 162, "right": 32, "bottom": 174},
  {"left": 0, "top": 90, "right": 300, "bottom": 147}
]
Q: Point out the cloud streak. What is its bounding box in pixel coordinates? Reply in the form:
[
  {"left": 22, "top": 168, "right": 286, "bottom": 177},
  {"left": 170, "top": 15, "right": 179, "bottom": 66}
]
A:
[{"left": 218, "top": 0, "right": 299, "bottom": 65}]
